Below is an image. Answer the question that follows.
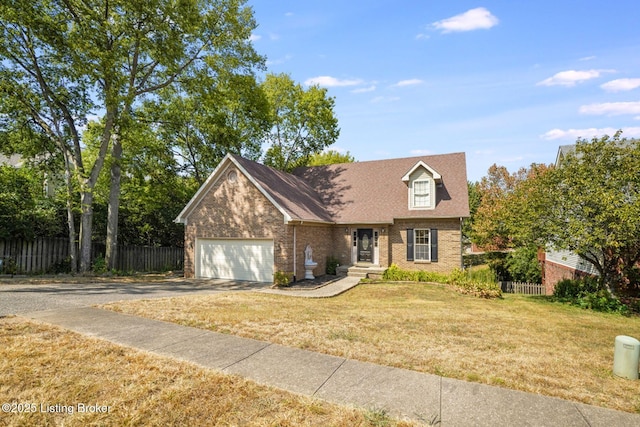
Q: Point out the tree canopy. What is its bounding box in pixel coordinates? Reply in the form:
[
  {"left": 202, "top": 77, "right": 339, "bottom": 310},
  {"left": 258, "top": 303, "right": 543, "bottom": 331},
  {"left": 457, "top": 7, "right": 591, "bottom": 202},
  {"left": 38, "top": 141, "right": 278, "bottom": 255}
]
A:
[
  {"left": 527, "top": 133, "right": 640, "bottom": 293},
  {"left": 262, "top": 73, "right": 340, "bottom": 172},
  {"left": 307, "top": 149, "right": 354, "bottom": 166},
  {"left": 0, "top": 0, "right": 263, "bottom": 270},
  {"left": 471, "top": 133, "right": 640, "bottom": 294}
]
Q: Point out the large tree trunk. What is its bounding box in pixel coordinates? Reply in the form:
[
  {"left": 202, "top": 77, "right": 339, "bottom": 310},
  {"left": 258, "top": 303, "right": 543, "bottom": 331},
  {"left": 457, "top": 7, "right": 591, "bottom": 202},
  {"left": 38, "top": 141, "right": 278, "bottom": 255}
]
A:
[
  {"left": 62, "top": 153, "right": 78, "bottom": 272},
  {"left": 105, "top": 135, "right": 122, "bottom": 271},
  {"left": 78, "top": 190, "right": 94, "bottom": 273}
]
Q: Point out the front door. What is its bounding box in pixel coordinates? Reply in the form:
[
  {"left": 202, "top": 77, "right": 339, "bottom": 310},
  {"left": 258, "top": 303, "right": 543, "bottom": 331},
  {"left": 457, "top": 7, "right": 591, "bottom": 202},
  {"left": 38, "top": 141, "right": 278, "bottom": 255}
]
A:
[{"left": 357, "top": 229, "right": 373, "bottom": 263}]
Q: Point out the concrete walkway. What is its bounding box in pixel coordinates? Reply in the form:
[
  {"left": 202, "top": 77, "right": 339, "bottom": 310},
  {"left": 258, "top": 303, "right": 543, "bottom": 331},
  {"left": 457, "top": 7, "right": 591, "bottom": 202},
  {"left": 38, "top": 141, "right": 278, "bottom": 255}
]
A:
[
  {"left": 23, "top": 297, "right": 640, "bottom": 426},
  {"left": 259, "top": 275, "right": 361, "bottom": 298}
]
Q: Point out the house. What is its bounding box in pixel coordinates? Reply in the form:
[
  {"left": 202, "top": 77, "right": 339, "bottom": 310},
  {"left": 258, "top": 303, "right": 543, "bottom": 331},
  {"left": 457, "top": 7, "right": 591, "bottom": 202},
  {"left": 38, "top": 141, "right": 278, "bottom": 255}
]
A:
[{"left": 175, "top": 152, "right": 470, "bottom": 282}]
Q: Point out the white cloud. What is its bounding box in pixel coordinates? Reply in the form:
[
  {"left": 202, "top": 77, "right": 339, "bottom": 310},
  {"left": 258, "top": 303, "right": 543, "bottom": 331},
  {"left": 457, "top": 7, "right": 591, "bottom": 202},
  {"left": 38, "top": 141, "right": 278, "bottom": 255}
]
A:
[
  {"left": 431, "top": 7, "right": 499, "bottom": 33},
  {"left": 541, "top": 127, "right": 640, "bottom": 140},
  {"left": 537, "top": 69, "right": 614, "bottom": 87},
  {"left": 351, "top": 85, "right": 376, "bottom": 94},
  {"left": 579, "top": 101, "right": 640, "bottom": 116},
  {"left": 601, "top": 78, "right": 640, "bottom": 92},
  {"left": 249, "top": 33, "right": 261, "bottom": 42},
  {"left": 285, "top": 12, "right": 294, "bottom": 17},
  {"left": 579, "top": 56, "right": 597, "bottom": 61},
  {"left": 305, "top": 76, "right": 363, "bottom": 87},
  {"left": 415, "top": 33, "right": 430, "bottom": 40},
  {"left": 393, "top": 79, "right": 423, "bottom": 87}
]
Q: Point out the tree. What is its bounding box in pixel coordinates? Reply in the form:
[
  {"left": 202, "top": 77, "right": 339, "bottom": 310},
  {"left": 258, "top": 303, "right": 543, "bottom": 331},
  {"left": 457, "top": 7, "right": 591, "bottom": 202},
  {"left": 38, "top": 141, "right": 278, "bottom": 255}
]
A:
[
  {"left": 470, "top": 164, "right": 521, "bottom": 249},
  {"left": 143, "top": 73, "right": 269, "bottom": 185},
  {"left": 462, "top": 181, "right": 481, "bottom": 244},
  {"left": 471, "top": 163, "right": 551, "bottom": 250},
  {"left": 0, "top": 164, "right": 64, "bottom": 239},
  {"left": 262, "top": 73, "right": 340, "bottom": 172},
  {"left": 0, "top": 0, "right": 263, "bottom": 271},
  {"left": 307, "top": 149, "right": 354, "bottom": 166},
  {"left": 520, "top": 133, "right": 640, "bottom": 294}
]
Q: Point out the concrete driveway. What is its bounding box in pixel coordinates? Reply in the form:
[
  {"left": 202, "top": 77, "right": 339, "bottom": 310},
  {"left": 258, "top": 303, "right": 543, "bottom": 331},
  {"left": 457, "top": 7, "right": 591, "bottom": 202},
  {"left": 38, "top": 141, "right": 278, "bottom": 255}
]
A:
[{"left": 0, "top": 278, "right": 270, "bottom": 316}]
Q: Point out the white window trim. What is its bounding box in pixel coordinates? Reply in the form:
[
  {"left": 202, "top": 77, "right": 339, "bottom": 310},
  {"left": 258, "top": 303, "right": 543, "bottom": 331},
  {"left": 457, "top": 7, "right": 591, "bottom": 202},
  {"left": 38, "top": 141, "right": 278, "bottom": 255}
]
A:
[
  {"left": 410, "top": 178, "right": 434, "bottom": 210},
  {"left": 414, "top": 228, "right": 431, "bottom": 261}
]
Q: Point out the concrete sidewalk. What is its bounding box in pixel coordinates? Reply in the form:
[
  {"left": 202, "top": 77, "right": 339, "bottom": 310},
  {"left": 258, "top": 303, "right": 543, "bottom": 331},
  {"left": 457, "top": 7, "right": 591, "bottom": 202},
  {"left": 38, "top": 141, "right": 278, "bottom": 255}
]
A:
[{"left": 25, "top": 305, "right": 640, "bottom": 426}]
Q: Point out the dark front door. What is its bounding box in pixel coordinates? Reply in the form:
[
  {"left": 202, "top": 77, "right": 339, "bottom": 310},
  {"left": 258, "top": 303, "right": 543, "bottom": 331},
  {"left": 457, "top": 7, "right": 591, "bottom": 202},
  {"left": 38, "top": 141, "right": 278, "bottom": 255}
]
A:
[{"left": 357, "top": 229, "right": 373, "bottom": 263}]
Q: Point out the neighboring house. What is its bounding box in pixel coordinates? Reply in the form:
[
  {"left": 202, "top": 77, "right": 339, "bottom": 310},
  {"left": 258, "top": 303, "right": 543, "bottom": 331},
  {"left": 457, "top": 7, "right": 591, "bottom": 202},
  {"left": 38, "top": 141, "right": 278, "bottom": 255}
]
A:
[
  {"left": 175, "top": 152, "right": 470, "bottom": 282},
  {"left": 540, "top": 144, "right": 597, "bottom": 293},
  {"left": 0, "top": 153, "right": 23, "bottom": 167},
  {"left": 0, "top": 153, "right": 57, "bottom": 197}
]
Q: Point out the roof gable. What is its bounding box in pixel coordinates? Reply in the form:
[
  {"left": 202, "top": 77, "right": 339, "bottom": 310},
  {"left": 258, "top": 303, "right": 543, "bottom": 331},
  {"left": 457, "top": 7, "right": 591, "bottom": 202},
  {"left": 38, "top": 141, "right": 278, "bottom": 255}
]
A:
[
  {"left": 175, "top": 154, "right": 333, "bottom": 224},
  {"left": 401, "top": 160, "right": 442, "bottom": 183}
]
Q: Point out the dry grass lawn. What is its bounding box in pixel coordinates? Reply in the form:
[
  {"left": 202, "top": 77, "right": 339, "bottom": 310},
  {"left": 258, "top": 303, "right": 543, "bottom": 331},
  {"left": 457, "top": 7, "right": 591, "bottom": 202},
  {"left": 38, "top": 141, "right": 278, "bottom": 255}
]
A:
[
  {"left": 103, "top": 282, "right": 640, "bottom": 413},
  {"left": 0, "top": 318, "right": 417, "bottom": 427}
]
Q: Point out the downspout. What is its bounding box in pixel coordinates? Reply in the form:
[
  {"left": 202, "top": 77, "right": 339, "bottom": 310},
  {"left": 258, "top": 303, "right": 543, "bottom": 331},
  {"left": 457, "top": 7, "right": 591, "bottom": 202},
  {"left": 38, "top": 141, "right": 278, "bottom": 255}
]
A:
[
  {"left": 460, "top": 217, "right": 464, "bottom": 270},
  {"left": 293, "top": 225, "right": 297, "bottom": 282}
]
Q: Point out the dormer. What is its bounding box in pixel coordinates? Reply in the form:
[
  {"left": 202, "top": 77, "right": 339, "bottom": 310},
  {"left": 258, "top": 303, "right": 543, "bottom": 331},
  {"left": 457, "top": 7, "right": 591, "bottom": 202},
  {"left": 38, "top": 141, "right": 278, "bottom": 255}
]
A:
[{"left": 402, "top": 161, "right": 442, "bottom": 210}]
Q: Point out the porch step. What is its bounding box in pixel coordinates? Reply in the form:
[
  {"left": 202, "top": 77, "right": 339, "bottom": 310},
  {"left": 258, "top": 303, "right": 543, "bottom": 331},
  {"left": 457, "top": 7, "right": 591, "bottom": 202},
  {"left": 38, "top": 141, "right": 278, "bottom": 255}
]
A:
[{"left": 337, "top": 265, "right": 386, "bottom": 278}]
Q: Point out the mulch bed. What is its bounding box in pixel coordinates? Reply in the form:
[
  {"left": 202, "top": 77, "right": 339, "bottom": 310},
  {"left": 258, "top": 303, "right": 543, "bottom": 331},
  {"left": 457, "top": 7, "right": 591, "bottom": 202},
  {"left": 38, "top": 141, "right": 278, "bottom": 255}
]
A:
[{"left": 275, "top": 275, "right": 342, "bottom": 290}]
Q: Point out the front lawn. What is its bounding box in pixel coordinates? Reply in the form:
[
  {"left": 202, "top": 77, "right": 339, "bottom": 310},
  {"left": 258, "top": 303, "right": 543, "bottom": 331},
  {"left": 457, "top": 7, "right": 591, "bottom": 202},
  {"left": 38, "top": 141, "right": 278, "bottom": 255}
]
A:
[
  {"left": 0, "top": 318, "right": 416, "bottom": 427},
  {"left": 103, "top": 282, "right": 640, "bottom": 413}
]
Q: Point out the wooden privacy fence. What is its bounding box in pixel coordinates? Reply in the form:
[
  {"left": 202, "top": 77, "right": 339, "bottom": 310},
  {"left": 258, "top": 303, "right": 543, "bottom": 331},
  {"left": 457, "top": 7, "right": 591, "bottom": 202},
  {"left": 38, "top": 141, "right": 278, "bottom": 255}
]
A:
[
  {"left": 500, "top": 281, "right": 545, "bottom": 295},
  {"left": 0, "top": 238, "right": 183, "bottom": 274},
  {"left": 92, "top": 243, "right": 183, "bottom": 273}
]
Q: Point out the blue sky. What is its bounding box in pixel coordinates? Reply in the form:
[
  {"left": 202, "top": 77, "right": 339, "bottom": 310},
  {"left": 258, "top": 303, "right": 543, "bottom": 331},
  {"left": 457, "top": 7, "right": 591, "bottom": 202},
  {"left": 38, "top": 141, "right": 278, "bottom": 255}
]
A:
[{"left": 247, "top": 1, "right": 640, "bottom": 181}]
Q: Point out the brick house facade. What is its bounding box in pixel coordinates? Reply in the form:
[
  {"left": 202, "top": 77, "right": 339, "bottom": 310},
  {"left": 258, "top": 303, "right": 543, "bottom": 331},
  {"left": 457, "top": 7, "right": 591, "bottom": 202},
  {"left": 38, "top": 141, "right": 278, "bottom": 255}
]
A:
[{"left": 176, "top": 153, "right": 470, "bottom": 282}]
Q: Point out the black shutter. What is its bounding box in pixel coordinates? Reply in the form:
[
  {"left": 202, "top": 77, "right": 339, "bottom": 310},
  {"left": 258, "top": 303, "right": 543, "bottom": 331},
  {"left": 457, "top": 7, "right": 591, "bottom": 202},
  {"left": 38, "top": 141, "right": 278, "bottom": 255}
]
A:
[
  {"left": 430, "top": 229, "right": 438, "bottom": 262},
  {"left": 407, "top": 229, "right": 414, "bottom": 261}
]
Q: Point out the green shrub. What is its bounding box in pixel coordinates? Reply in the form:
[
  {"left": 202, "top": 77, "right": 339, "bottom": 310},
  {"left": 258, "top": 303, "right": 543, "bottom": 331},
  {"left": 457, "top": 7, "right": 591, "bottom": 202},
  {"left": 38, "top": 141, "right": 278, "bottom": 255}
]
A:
[
  {"left": 505, "top": 246, "right": 542, "bottom": 283},
  {"left": 578, "top": 289, "right": 629, "bottom": 314},
  {"left": 382, "top": 264, "right": 501, "bottom": 299},
  {"left": 447, "top": 267, "right": 502, "bottom": 299},
  {"left": 485, "top": 251, "right": 511, "bottom": 281},
  {"left": 273, "top": 271, "right": 293, "bottom": 287},
  {"left": 382, "top": 264, "right": 448, "bottom": 283},
  {"left": 553, "top": 277, "right": 599, "bottom": 299},
  {"left": 553, "top": 277, "right": 629, "bottom": 315},
  {"left": 326, "top": 256, "right": 340, "bottom": 275},
  {"left": 1, "top": 257, "right": 18, "bottom": 275},
  {"left": 92, "top": 255, "right": 107, "bottom": 274},
  {"left": 466, "top": 266, "right": 497, "bottom": 283}
]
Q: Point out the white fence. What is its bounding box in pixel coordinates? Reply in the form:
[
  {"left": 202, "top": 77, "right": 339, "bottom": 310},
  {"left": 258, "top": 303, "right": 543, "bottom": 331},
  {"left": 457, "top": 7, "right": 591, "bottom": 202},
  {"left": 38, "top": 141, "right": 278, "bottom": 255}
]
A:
[{"left": 500, "top": 281, "right": 545, "bottom": 295}]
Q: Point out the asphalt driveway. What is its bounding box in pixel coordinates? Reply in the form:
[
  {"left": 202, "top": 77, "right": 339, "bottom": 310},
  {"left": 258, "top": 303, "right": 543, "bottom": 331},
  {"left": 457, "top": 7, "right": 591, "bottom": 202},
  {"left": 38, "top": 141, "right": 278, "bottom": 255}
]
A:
[{"left": 0, "top": 278, "right": 270, "bottom": 316}]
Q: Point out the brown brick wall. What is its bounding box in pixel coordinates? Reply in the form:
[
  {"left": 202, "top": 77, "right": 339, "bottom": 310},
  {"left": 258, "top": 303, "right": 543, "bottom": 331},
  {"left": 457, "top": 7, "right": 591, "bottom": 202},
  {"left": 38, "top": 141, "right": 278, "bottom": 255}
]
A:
[
  {"left": 332, "top": 227, "right": 351, "bottom": 266},
  {"left": 183, "top": 164, "right": 287, "bottom": 278},
  {"left": 182, "top": 163, "right": 464, "bottom": 279},
  {"left": 388, "top": 218, "right": 462, "bottom": 274},
  {"left": 292, "top": 224, "right": 333, "bottom": 279},
  {"left": 542, "top": 260, "right": 593, "bottom": 296}
]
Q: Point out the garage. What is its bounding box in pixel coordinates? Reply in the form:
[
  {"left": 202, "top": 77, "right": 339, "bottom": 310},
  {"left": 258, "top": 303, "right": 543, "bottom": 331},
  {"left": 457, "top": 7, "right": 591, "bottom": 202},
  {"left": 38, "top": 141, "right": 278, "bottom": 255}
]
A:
[{"left": 196, "top": 239, "right": 274, "bottom": 282}]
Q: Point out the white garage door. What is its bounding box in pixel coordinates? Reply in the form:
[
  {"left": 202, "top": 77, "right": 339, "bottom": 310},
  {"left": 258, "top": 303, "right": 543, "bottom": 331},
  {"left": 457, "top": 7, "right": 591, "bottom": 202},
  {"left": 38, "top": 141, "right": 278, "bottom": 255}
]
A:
[{"left": 196, "top": 239, "right": 274, "bottom": 282}]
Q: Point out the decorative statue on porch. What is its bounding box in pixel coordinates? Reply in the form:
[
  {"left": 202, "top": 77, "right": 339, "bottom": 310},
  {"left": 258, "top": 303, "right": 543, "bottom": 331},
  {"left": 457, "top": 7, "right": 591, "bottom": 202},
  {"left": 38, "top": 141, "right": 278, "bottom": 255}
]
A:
[
  {"left": 304, "top": 244, "right": 314, "bottom": 263},
  {"left": 304, "top": 244, "right": 317, "bottom": 280}
]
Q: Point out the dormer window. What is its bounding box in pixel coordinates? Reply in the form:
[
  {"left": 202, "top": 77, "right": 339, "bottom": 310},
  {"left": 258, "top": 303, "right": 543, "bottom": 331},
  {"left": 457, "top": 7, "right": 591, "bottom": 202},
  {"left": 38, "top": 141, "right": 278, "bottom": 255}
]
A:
[
  {"left": 402, "top": 160, "right": 441, "bottom": 210},
  {"left": 412, "top": 179, "right": 431, "bottom": 208}
]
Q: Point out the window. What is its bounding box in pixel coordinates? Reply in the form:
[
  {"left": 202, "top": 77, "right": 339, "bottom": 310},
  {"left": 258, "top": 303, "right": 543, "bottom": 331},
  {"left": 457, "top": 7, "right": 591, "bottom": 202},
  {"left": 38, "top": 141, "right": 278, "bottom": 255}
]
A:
[
  {"left": 407, "top": 228, "right": 438, "bottom": 263},
  {"left": 412, "top": 179, "right": 431, "bottom": 208},
  {"left": 414, "top": 229, "right": 431, "bottom": 261}
]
